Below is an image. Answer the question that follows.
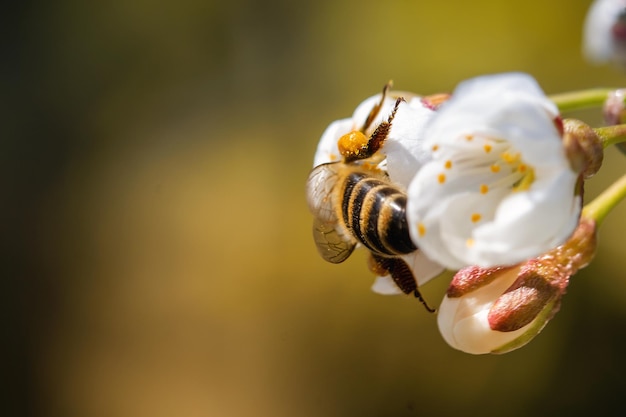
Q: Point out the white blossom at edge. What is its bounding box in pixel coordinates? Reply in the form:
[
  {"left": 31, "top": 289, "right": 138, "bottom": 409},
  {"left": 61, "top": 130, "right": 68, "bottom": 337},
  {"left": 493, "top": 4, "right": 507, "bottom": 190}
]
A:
[{"left": 583, "top": 0, "right": 626, "bottom": 65}]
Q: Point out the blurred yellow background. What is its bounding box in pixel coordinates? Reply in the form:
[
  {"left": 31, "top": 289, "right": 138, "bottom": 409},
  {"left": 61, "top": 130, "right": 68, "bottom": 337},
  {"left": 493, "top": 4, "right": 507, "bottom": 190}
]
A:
[{"left": 7, "top": 1, "right": 626, "bottom": 416}]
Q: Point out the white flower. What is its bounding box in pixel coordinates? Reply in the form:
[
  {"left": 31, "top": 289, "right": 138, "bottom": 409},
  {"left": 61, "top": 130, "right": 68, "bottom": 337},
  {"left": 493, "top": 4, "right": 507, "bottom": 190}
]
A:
[
  {"left": 313, "top": 91, "right": 435, "bottom": 188},
  {"left": 583, "top": 0, "right": 626, "bottom": 67},
  {"left": 406, "top": 73, "right": 581, "bottom": 270}
]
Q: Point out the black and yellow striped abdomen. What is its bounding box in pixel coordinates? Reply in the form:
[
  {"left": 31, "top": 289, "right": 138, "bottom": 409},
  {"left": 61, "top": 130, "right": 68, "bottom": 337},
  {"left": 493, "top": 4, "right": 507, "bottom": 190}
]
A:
[{"left": 338, "top": 171, "right": 417, "bottom": 256}]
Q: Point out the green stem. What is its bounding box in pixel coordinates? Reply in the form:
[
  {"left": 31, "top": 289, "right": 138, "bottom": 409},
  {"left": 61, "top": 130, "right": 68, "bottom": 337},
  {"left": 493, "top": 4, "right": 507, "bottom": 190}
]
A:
[
  {"left": 594, "top": 125, "right": 626, "bottom": 148},
  {"left": 582, "top": 173, "right": 626, "bottom": 225},
  {"left": 549, "top": 88, "right": 618, "bottom": 113}
]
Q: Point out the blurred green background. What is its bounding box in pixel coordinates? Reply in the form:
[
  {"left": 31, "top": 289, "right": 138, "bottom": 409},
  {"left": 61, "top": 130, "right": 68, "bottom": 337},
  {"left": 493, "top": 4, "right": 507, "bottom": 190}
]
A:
[{"left": 6, "top": 1, "right": 626, "bottom": 416}]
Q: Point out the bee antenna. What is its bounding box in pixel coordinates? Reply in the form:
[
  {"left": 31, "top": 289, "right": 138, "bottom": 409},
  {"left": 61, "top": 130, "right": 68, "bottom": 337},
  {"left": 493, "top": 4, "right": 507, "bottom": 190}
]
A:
[{"left": 360, "top": 81, "right": 393, "bottom": 133}]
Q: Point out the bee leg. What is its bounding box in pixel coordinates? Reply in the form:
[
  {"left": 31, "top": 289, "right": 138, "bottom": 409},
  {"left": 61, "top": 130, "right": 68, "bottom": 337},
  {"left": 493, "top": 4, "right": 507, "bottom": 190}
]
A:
[
  {"left": 369, "top": 254, "right": 435, "bottom": 313},
  {"left": 360, "top": 81, "right": 393, "bottom": 133},
  {"left": 366, "top": 96, "right": 405, "bottom": 156},
  {"left": 413, "top": 289, "right": 436, "bottom": 314}
]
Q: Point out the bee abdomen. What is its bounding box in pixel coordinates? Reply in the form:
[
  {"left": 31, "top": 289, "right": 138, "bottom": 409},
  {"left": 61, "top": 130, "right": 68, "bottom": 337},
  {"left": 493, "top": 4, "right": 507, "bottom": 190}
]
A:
[{"left": 340, "top": 172, "right": 417, "bottom": 256}]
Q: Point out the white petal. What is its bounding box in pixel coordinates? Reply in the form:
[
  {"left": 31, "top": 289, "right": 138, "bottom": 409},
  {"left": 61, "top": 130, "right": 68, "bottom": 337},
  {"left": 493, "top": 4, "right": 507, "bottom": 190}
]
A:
[
  {"left": 371, "top": 275, "right": 403, "bottom": 295},
  {"left": 436, "top": 295, "right": 462, "bottom": 348},
  {"left": 425, "top": 85, "right": 558, "bottom": 154},
  {"left": 439, "top": 72, "right": 558, "bottom": 120},
  {"left": 313, "top": 118, "right": 352, "bottom": 167},
  {"left": 371, "top": 252, "right": 444, "bottom": 296},
  {"left": 384, "top": 101, "right": 436, "bottom": 187},
  {"left": 400, "top": 251, "right": 445, "bottom": 286},
  {"left": 470, "top": 178, "right": 581, "bottom": 266},
  {"left": 437, "top": 267, "right": 529, "bottom": 354}
]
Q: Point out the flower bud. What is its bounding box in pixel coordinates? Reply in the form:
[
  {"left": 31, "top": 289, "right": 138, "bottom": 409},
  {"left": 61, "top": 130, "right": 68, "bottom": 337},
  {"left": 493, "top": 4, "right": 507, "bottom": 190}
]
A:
[
  {"left": 602, "top": 89, "right": 626, "bottom": 156},
  {"left": 437, "top": 218, "right": 598, "bottom": 354},
  {"left": 562, "top": 119, "right": 604, "bottom": 179}
]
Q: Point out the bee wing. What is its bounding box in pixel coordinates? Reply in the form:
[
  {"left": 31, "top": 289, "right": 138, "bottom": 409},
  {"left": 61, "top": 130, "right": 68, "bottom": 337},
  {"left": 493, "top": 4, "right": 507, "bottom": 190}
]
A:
[
  {"left": 312, "top": 218, "right": 356, "bottom": 264},
  {"left": 306, "top": 163, "right": 339, "bottom": 222}
]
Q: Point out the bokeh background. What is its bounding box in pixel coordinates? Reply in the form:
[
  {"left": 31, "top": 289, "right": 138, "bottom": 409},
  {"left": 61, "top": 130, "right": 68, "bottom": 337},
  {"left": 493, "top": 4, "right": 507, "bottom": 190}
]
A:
[{"left": 6, "top": 1, "right": 626, "bottom": 416}]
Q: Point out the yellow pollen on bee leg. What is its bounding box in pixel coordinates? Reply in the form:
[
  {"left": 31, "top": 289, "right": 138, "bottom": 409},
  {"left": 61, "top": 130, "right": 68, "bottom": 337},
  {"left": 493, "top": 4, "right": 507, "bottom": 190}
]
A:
[
  {"left": 417, "top": 222, "right": 426, "bottom": 237},
  {"left": 338, "top": 131, "right": 368, "bottom": 158},
  {"left": 480, "top": 184, "right": 489, "bottom": 194},
  {"left": 444, "top": 160, "right": 452, "bottom": 169},
  {"left": 438, "top": 173, "right": 446, "bottom": 184},
  {"left": 471, "top": 213, "right": 481, "bottom": 223}
]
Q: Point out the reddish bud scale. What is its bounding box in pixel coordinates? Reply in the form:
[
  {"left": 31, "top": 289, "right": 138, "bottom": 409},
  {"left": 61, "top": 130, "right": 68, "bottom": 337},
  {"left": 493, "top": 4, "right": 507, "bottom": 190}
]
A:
[
  {"left": 488, "top": 218, "right": 597, "bottom": 333},
  {"left": 488, "top": 267, "right": 561, "bottom": 332},
  {"left": 446, "top": 265, "right": 516, "bottom": 298}
]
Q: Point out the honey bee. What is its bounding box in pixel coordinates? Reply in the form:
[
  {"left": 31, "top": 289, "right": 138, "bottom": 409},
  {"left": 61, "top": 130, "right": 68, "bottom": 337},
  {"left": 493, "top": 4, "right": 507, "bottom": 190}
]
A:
[{"left": 306, "top": 84, "right": 435, "bottom": 312}]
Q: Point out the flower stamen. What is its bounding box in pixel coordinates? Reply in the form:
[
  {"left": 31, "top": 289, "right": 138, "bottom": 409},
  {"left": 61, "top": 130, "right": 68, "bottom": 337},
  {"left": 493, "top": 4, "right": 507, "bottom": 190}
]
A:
[
  {"left": 513, "top": 167, "right": 536, "bottom": 192},
  {"left": 501, "top": 151, "right": 521, "bottom": 164}
]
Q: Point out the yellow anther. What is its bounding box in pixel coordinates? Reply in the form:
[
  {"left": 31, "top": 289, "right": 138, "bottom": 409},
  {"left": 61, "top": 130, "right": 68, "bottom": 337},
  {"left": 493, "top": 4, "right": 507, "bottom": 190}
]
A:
[
  {"left": 466, "top": 238, "right": 475, "bottom": 247},
  {"left": 480, "top": 184, "right": 489, "bottom": 194},
  {"left": 465, "top": 134, "right": 474, "bottom": 141},
  {"left": 438, "top": 173, "right": 446, "bottom": 184},
  {"left": 513, "top": 167, "right": 536, "bottom": 192},
  {"left": 518, "top": 164, "right": 527, "bottom": 173},
  {"left": 490, "top": 164, "right": 500, "bottom": 173},
  {"left": 501, "top": 151, "right": 520, "bottom": 164},
  {"left": 471, "top": 213, "right": 482, "bottom": 223},
  {"left": 417, "top": 222, "right": 426, "bottom": 237},
  {"left": 444, "top": 160, "right": 452, "bottom": 169},
  {"left": 483, "top": 144, "right": 492, "bottom": 153},
  {"left": 432, "top": 144, "right": 439, "bottom": 151}
]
